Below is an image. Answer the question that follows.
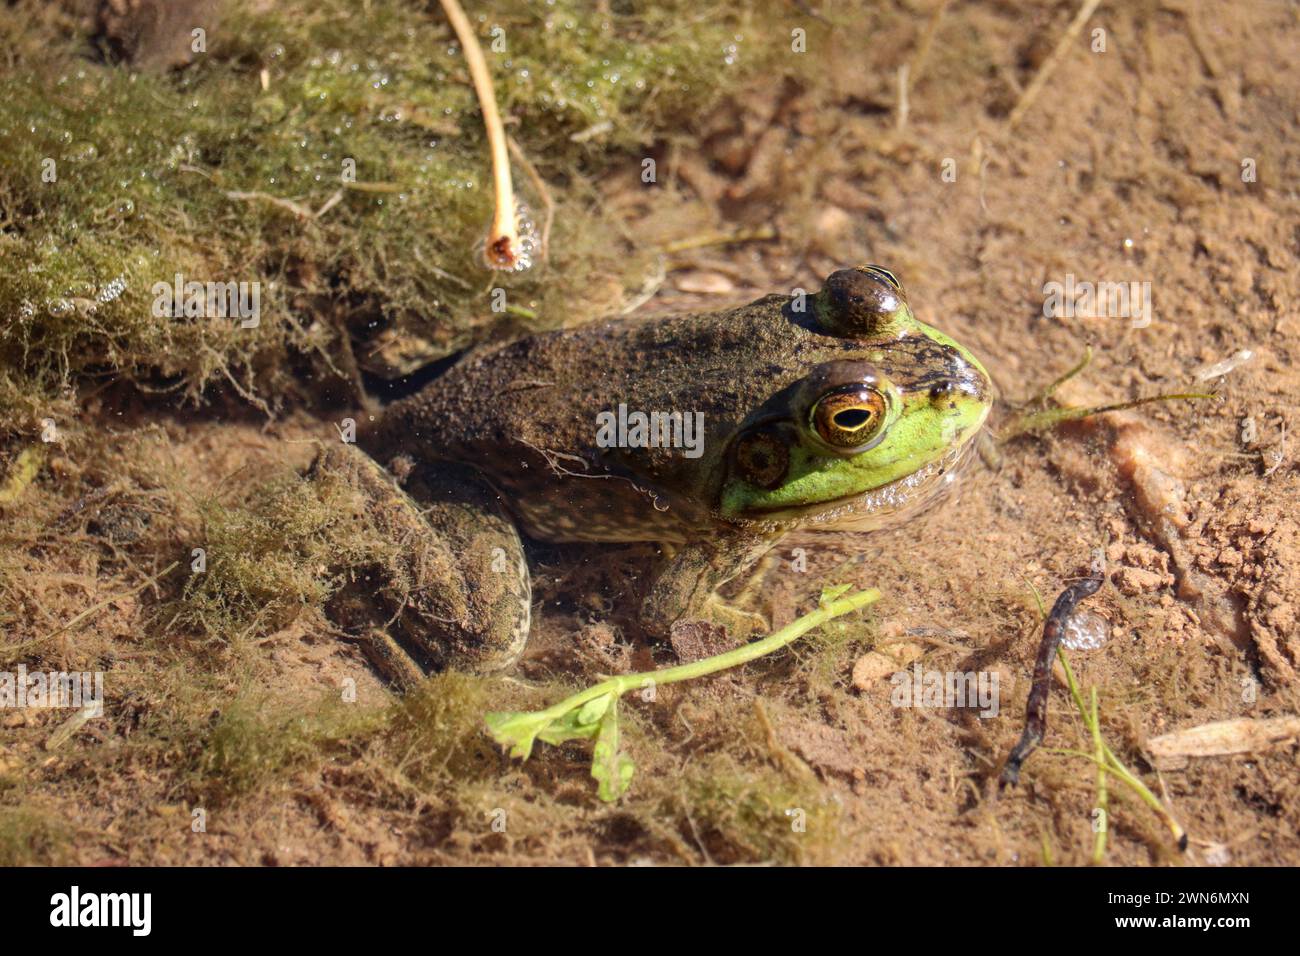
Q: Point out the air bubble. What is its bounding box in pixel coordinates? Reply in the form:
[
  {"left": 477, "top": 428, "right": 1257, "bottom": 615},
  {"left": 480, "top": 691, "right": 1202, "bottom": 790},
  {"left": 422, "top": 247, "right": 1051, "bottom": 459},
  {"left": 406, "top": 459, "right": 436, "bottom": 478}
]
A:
[
  {"left": 97, "top": 276, "right": 128, "bottom": 303},
  {"left": 1061, "top": 610, "right": 1108, "bottom": 651}
]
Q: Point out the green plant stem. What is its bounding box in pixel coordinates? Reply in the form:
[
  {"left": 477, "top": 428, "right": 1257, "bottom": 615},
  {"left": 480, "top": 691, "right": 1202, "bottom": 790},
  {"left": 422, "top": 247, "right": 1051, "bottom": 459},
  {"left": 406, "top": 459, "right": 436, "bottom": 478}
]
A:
[
  {"left": 517, "top": 588, "right": 881, "bottom": 727},
  {"left": 1035, "top": 345, "right": 1093, "bottom": 404},
  {"left": 1057, "top": 650, "right": 1187, "bottom": 852},
  {"left": 1003, "top": 392, "right": 1213, "bottom": 440},
  {"left": 1090, "top": 687, "right": 1108, "bottom": 863}
]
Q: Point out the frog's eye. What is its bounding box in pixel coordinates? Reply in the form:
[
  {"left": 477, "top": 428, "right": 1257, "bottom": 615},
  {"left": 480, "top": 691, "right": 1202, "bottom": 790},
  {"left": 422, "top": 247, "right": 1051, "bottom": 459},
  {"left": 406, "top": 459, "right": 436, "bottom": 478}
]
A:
[
  {"left": 862, "top": 265, "right": 901, "bottom": 290},
  {"left": 814, "top": 267, "right": 911, "bottom": 338},
  {"left": 810, "top": 385, "right": 889, "bottom": 451},
  {"left": 734, "top": 429, "right": 790, "bottom": 489}
]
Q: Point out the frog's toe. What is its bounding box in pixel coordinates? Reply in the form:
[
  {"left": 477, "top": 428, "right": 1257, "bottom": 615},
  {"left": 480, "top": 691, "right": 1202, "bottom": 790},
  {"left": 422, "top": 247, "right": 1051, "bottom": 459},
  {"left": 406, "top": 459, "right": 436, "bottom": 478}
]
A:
[
  {"left": 701, "top": 597, "right": 770, "bottom": 640},
  {"left": 641, "top": 595, "right": 769, "bottom": 647},
  {"left": 308, "top": 446, "right": 531, "bottom": 683},
  {"left": 638, "top": 533, "right": 778, "bottom": 644}
]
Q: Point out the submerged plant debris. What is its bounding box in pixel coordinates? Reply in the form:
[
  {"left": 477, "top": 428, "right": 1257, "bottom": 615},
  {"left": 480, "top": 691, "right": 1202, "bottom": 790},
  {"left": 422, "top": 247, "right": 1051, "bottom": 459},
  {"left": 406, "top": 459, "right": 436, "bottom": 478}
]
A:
[{"left": 0, "top": 0, "right": 781, "bottom": 411}]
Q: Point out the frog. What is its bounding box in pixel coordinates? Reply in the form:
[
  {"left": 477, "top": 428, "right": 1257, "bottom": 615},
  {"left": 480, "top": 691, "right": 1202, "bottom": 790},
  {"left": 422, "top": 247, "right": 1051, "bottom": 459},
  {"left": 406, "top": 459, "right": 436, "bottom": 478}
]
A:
[{"left": 314, "top": 265, "right": 993, "bottom": 686}]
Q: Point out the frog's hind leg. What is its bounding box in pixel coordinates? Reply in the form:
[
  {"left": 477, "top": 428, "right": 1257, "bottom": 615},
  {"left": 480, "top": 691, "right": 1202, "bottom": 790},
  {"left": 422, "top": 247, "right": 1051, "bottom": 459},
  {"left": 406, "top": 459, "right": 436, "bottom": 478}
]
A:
[{"left": 309, "top": 446, "right": 530, "bottom": 686}]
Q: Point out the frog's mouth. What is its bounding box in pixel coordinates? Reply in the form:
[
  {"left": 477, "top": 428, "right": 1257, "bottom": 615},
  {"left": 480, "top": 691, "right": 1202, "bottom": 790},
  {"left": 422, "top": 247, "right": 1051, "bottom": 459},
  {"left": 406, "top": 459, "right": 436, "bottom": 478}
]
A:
[{"left": 738, "top": 441, "right": 978, "bottom": 532}]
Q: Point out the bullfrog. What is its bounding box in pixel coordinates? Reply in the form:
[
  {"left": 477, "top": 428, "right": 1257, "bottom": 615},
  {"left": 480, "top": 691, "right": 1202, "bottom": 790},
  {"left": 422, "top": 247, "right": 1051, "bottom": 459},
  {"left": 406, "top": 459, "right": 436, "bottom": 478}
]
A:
[{"left": 315, "top": 265, "right": 993, "bottom": 685}]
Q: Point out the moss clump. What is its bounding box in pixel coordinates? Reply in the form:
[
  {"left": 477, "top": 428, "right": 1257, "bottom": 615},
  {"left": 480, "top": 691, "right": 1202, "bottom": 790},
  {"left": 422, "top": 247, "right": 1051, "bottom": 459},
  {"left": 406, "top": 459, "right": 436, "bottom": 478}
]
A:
[
  {"left": 175, "top": 462, "right": 384, "bottom": 639},
  {"left": 644, "top": 751, "right": 844, "bottom": 864},
  {"left": 0, "top": 0, "right": 779, "bottom": 408},
  {"left": 382, "top": 670, "right": 504, "bottom": 783},
  {"left": 194, "top": 691, "right": 387, "bottom": 803},
  {"left": 0, "top": 804, "right": 70, "bottom": 866},
  {"left": 190, "top": 671, "right": 531, "bottom": 810}
]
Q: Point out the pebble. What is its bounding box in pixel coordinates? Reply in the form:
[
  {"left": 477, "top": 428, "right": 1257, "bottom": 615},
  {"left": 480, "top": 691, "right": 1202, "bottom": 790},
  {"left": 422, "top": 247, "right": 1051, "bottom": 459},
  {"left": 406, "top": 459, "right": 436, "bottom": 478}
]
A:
[
  {"left": 673, "top": 271, "right": 735, "bottom": 295},
  {"left": 851, "top": 641, "right": 924, "bottom": 691}
]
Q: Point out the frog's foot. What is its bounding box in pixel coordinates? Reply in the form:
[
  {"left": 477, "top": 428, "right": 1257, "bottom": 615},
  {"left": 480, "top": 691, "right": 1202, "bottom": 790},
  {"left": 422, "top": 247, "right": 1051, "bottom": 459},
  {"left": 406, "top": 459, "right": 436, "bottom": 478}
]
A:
[
  {"left": 697, "top": 595, "right": 769, "bottom": 641},
  {"left": 308, "top": 445, "right": 530, "bottom": 686},
  {"left": 639, "top": 532, "right": 777, "bottom": 644},
  {"left": 658, "top": 597, "right": 770, "bottom": 665}
]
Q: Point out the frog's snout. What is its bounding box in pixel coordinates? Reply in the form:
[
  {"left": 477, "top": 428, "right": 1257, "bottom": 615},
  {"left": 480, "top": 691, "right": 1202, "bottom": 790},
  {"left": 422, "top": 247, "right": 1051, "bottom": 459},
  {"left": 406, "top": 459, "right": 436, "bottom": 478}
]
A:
[{"left": 814, "top": 265, "right": 912, "bottom": 339}]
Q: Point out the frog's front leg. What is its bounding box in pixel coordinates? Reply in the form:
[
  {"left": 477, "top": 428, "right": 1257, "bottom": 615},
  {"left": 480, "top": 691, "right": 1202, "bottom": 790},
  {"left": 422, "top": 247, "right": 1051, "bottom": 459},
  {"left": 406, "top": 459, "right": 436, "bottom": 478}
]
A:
[
  {"left": 311, "top": 446, "right": 530, "bottom": 685},
  {"left": 639, "top": 531, "right": 779, "bottom": 642}
]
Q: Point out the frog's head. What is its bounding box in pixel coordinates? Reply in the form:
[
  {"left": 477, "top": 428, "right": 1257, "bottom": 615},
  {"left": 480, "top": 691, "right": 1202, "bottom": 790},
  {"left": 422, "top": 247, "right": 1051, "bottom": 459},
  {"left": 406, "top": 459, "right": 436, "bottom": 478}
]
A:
[{"left": 718, "top": 266, "right": 993, "bottom": 526}]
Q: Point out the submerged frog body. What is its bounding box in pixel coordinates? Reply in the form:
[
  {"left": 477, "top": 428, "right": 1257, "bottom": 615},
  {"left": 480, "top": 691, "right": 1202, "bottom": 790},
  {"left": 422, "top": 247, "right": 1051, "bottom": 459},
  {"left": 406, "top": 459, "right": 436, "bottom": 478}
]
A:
[{"left": 319, "top": 267, "right": 993, "bottom": 681}]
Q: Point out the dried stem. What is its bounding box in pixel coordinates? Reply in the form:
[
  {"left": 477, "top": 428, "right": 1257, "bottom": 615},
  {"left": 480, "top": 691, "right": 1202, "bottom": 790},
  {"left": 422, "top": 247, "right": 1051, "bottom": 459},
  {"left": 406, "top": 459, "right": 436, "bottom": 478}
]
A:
[
  {"left": 1006, "top": 0, "right": 1103, "bottom": 132},
  {"left": 438, "top": 0, "right": 525, "bottom": 270}
]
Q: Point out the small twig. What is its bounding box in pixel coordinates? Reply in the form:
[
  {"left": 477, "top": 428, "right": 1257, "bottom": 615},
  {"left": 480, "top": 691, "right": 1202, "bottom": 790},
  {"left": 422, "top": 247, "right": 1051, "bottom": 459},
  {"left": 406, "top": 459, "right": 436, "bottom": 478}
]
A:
[
  {"left": 661, "top": 226, "right": 778, "bottom": 254},
  {"left": 1006, "top": 0, "right": 1103, "bottom": 132},
  {"left": 204, "top": 346, "right": 274, "bottom": 417},
  {"left": 314, "top": 189, "right": 345, "bottom": 219},
  {"left": 342, "top": 180, "right": 403, "bottom": 194},
  {"left": 46, "top": 704, "right": 100, "bottom": 752},
  {"left": 908, "top": 0, "right": 950, "bottom": 88},
  {"left": 223, "top": 189, "right": 316, "bottom": 220},
  {"left": 569, "top": 120, "right": 613, "bottom": 143},
  {"left": 1, "top": 561, "right": 181, "bottom": 664},
  {"left": 438, "top": 0, "right": 527, "bottom": 271},
  {"left": 1000, "top": 572, "right": 1102, "bottom": 788},
  {"left": 895, "top": 63, "right": 910, "bottom": 131}
]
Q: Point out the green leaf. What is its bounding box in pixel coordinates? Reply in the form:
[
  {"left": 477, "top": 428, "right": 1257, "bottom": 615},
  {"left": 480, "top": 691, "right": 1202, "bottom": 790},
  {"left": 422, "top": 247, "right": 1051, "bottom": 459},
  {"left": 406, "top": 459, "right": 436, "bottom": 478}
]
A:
[
  {"left": 819, "top": 583, "right": 852, "bottom": 608},
  {"left": 484, "top": 692, "right": 618, "bottom": 762},
  {"left": 536, "top": 705, "right": 606, "bottom": 746},
  {"left": 590, "top": 697, "right": 634, "bottom": 802},
  {"left": 576, "top": 692, "right": 613, "bottom": 727},
  {"left": 483, "top": 710, "right": 551, "bottom": 760}
]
